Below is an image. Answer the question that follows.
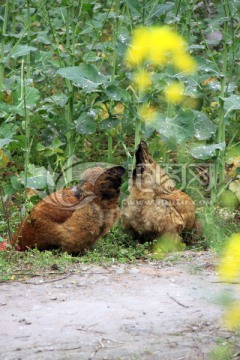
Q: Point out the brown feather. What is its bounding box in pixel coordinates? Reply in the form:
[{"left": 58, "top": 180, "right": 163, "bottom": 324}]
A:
[
  {"left": 121, "top": 141, "right": 195, "bottom": 239},
  {"left": 12, "top": 166, "right": 125, "bottom": 254}
]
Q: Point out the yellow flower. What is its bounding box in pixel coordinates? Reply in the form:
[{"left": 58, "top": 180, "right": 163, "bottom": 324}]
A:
[
  {"left": 172, "top": 52, "right": 197, "bottom": 74},
  {"left": 223, "top": 302, "right": 240, "bottom": 330},
  {"left": 133, "top": 70, "right": 152, "bottom": 91},
  {"left": 125, "top": 26, "right": 197, "bottom": 73},
  {"left": 138, "top": 104, "right": 157, "bottom": 123},
  {"left": 164, "top": 82, "right": 184, "bottom": 104},
  {"left": 218, "top": 233, "right": 240, "bottom": 282},
  {"left": 211, "top": 101, "right": 219, "bottom": 108},
  {"left": 148, "top": 27, "right": 186, "bottom": 66},
  {"left": 125, "top": 27, "right": 150, "bottom": 66}
]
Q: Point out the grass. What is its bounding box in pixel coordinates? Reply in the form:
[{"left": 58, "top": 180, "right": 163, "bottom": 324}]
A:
[
  {"left": 0, "top": 206, "right": 239, "bottom": 283},
  {"left": 0, "top": 227, "right": 151, "bottom": 282},
  {"left": 196, "top": 206, "right": 240, "bottom": 253},
  {"left": 209, "top": 339, "right": 240, "bottom": 360}
]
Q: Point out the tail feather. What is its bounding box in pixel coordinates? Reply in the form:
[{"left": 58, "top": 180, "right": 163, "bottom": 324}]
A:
[{"left": 98, "top": 166, "right": 126, "bottom": 200}]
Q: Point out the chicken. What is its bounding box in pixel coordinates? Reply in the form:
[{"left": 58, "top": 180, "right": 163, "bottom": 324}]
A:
[
  {"left": 121, "top": 141, "right": 195, "bottom": 240},
  {"left": 12, "top": 166, "right": 125, "bottom": 254}
]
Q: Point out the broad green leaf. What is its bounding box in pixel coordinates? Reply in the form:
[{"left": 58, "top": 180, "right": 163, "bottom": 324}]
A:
[
  {"left": 26, "top": 176, "right": 50, "bottom": 189},
  {"left": 104, "top": 85, "right": 130, "bottom": 101},
  {"left": 36, "top": 139, "right": 64, "bottom": 157},
  {"left": 10, "top": 175, "right": 22, "bottom": 191},
  {"left": 190, "top": 143, "right": 225, "bottom": 160},
  {"left": 124, "top": 0, "right": 141, "bottom": 14},
  {"left": 82, "top": 52, "right": 101, "bottom": 62},
  {"left": 148, "top": 3, "right": 174, "bottom": 18},
  {"left": 50, "top": 94, "right": 68, "bottom": 107},
  {"left": 10, "top": 45, "right": 37, "bottom": 59},
  {"left": 100, "top": 118, "right": 120, "bottom": 130},
  {"left": 221, "top": 95, "right": 240, "bottom": 114},
  {"left": 3, "top": 183, "right": 17, "bottom": 195},
  {"left": 20, "top": 165, "right": 54, "bottom": 189},
  {"left": 0, "top": 123, "right": 18, "bottom": 139},
  {"left": 154, "top": 110, "right": 195, "bottom": 144},
  {"left": 57, "top": 65, "right": 107, "bottom": 93},
  {"left": 36, "top": 31, "right": 51, "bottom": 45},
  {"left": 23, "top": 86, "right": 41, "bottom": 106},
  {"left": 192, "top": 110, "right": 216, "bottom": 140},
  {"left": 0, "top": 124, "right": 18, "bottom": 148},
  {"left": 11, "top": 86, "right": 40, "bottom": 115},
  {"left": 153, "top": 110, "right": 216, "bottom": 144},
  {"left": 75, "top": 113, "right": 97, "bottom": 134},
  {"left": 0, "top": 139, "right": 13, "bottom": 147},
  {"left": 52, "top": 138, "right": 65, "bottom": 148}
]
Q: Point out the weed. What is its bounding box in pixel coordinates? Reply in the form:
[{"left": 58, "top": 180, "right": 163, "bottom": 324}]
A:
[
  {"left": 0, "top": 227, "right": 152, "bottom": 281},
  {"left": 197, "top": 207, "right": 240, "bottom": 252}
]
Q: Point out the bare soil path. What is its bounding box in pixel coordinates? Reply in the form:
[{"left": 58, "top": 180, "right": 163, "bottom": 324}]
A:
[{"left": 0, "top": 251, "right": 239, "bottom": 360}]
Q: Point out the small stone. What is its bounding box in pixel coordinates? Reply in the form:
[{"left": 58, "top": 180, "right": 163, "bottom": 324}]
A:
[{"left": 129, "top": 268, "right": 139, "bottom": 274}]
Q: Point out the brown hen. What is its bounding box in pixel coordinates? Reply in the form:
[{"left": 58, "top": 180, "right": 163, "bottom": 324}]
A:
[
  {"left": 12, "top": 166, "right": 125, "bottom": 254},
  {"left": 121, "top": 141, "right": 195, "bottom": 240}
]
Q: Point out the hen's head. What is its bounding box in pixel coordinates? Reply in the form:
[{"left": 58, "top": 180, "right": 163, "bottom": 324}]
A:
[
  {"left": 132, "top": 141, "right": 175, "bottom": 194},
  {"left": 73, "top": 166, "right": 125, "bottom": 203}
]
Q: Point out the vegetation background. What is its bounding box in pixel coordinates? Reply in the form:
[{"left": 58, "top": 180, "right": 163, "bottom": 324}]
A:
[{"left": 0, "top": 0, "right": 239, "bottom": 273}]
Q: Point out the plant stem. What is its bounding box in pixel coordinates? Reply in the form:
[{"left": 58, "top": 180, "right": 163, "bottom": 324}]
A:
[
  {"left": 0, "top": 188, "right": 12, "bottom": 240},
  {"left": 178, "top": 141, "right": 186, "bottom": 163},
  {"left": 142, "top": 0, "right": 146, "bottom": 25},
  {"left": 26, "top": 0, "right": 31, "bottom": 78},
  {"left": 134, "top": 66, "right": 145, "bottom": 152},
  {"left": 12, "top": 0, "right": 16, "bottom": 34},
  {"left": 209, "top": 1, "right": 232, "bottom": 203},
  {"left": 212, "top": 0, "right": 230, "bottom": 203},
  {"left": 65, "top": 95, "right": 74, "bottom": 183},
  {"left": 134, "top": 111, "right": 142, "bottom": 151},
  {"left": 65, "top": 1, "right": 76, "bottom": 183},
  {"left": 0, "top": 0, "right": 9, "bottom": 91},
  {"left": 21, "top": 60, "right": 30, "bottom": 195},
  {"left": 175, "top": 0, "right": 181, "bottom": 18},
  {"left": 107, "top": 0, "right": 120, "bottom": 162}
]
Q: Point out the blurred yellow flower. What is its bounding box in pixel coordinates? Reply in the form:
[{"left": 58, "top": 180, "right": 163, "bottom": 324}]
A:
[
  {"left": 133, "top": 70, "right": 152, "bottom": 91},
  {"left": 218, "top": 233, "right": 240, "bottom": 282},
  {"left": 138, "top": 104, "right": 157, "bottom": 123},
  {"left": 149, "top": 27, "right": 186, "bottom": 66},
  {"left": 172, "top": 53, "right": 197, "bottom": 74},
  {"left": 164, "top": 82, "right": 184, "bottom": 104},
  {"left": 153, "top": 234, "right": 185, "bottom": 255},
  {"left": 223, "top": 302, "right": 240, "bottom": 330},
  {"left": 125, "top": 27, "right": 150, "bottom": 66},
  {"left": 125, "top": 25, "right": 197, "bottom": 74}
]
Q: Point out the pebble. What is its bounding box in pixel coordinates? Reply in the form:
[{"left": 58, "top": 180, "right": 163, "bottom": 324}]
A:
[{"left": 128, "top": 268, "right": 139, "bottom": 274}]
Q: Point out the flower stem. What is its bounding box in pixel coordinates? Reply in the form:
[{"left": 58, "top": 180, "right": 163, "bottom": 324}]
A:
[
  {"left": 211, "top": 0, "right": 230, "bottom": 202},
  {"left": 0, "top": 0, "right": 9, "bottom": 91},
  {"left": 108, "top": 0, "right": 120, "bottom": 162}
]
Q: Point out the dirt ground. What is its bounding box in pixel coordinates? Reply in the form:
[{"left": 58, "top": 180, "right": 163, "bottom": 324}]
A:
[{"left": 0, "top": 251, "right": 239, "bottom": 360}]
